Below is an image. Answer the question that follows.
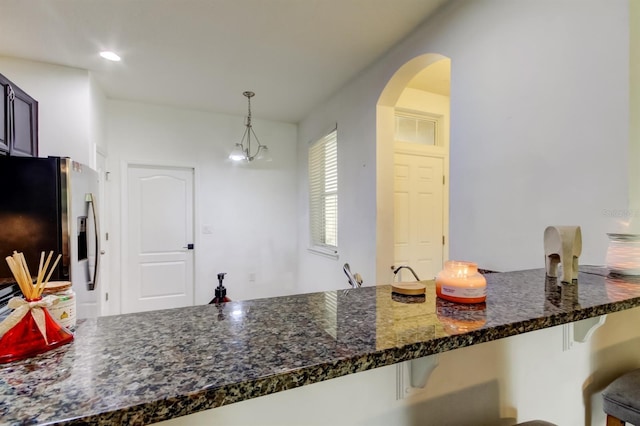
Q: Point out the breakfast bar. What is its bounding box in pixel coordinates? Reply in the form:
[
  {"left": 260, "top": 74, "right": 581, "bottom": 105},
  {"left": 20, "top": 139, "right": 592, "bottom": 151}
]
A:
[{"left": 2, "top": 266, "right": 640, "bottom": 425}]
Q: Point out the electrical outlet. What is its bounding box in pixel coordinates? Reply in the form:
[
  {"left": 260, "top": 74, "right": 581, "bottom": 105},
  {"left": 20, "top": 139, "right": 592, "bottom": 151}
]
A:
[
  {"left": 249, "top": 273, "right": 256, "bottom": 282},
  {"left": 202, "top": 224, "right": 213, "bottom": 234}
]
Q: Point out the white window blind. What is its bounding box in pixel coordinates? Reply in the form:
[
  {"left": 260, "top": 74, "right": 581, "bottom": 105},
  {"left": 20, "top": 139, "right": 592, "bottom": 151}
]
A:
[{"left": 309, "top": 129, "right": 338, "bottom": 252}]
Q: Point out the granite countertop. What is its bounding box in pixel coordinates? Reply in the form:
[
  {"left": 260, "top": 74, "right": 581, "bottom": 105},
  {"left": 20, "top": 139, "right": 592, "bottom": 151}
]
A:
[{"left": 3, "top": 267, "right": 640, "bottom": 425}]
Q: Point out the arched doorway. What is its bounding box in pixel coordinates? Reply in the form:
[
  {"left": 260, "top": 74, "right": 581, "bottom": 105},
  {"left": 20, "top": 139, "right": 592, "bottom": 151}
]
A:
[{"left": 375, "top": 54, "right": 451, "bottom": 284}]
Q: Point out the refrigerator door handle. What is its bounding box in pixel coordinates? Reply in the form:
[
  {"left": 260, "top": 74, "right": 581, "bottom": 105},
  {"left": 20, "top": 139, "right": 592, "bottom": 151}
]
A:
[{"left": 86, "top": 193, "right": 100, "bottom": 291}]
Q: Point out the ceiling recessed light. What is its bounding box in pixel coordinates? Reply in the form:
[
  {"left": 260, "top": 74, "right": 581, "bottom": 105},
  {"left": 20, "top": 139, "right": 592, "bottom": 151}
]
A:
[{"left": 99, "top": 51, "right": 121, "bottom": 61}]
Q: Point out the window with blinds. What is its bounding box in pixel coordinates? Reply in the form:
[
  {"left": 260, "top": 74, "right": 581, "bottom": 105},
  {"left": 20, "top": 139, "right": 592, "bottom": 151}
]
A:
[{"left": 308, "top": 129, "right": 338, "bottom": 253}]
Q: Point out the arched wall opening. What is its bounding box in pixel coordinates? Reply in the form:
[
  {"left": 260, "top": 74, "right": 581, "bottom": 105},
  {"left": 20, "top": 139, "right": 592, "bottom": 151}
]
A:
[{"left": 375, "top": 53, "right": 451, "bottom": 283}]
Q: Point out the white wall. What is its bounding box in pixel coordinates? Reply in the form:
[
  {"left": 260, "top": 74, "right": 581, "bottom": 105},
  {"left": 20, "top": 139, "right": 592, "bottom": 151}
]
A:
[
  {"left": 629, "top": 0, "right": 640, "bottom": 231},
  {"left": 444, "top": 0, "right": 629, "bottom": 271},
  {"left": 298, "top": 0, "right": 630, "bottom": 287},
  {"left": 296, "top": 76, "right": 379, "bottom": 293},
  {"left": 0, "top": 56, "right": 95, "bottom": 166},
  {"left": 289, "top": 0, "right": 634, "bottom": 425},
  {"left": 395, "top": 0, "right": 628, "bottom": 274},
  {"left": 88, "top": 73, "right": 107, "bottom": 164},
  {"left": 106, "top": 99, "right": 299, "bottom": 311}
]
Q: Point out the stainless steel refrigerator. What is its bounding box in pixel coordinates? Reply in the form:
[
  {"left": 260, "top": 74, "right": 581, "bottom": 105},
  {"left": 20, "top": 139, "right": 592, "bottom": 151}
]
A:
[{"left": 0, "top": 156, "right": 101, "bottom": 319}]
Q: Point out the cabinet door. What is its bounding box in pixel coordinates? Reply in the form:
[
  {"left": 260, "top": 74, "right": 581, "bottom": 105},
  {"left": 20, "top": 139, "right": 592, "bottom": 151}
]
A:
[
  {"left": 0, "top": 74, "right": 9, "bottom": 154},
  {"left": 10, "top": 85, "right": 38, "bottom": 157}
]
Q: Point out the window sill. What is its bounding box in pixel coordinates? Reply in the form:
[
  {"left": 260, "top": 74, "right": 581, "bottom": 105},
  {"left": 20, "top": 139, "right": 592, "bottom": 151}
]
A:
[{"left": 307, "top": 246, "right": 339, "bottom": 260}]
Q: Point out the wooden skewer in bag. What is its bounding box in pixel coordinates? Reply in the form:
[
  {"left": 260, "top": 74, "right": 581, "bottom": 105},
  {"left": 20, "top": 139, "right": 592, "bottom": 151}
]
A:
[{"left": 4, "top": 251, "right": 62, "bottom": 300}]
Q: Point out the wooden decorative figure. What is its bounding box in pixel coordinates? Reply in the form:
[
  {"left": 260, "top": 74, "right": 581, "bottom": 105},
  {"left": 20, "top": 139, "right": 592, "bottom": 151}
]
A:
[{"left": 544, "top": 226, "right": 582, "bottom": 283}]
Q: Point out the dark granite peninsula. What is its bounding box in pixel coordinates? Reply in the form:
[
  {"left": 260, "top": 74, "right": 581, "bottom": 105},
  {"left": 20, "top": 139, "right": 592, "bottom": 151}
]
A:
[{"left": 2, "top": 267, "right": 640, "bottom": 425}]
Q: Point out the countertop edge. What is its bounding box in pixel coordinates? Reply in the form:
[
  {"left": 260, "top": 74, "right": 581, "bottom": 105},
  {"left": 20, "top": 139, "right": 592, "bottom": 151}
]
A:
[{"left": 55, "top": 295, "right": 640, "bottom": 425}]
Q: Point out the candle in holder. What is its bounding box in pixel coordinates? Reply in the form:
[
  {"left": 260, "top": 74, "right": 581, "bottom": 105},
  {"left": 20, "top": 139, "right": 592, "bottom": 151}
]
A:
[
  {"left": 606, "top": 233, "right": 640, "bottom": 275},
  {"left": 435, "top": 260, "right": 487, "bottom": 304}
]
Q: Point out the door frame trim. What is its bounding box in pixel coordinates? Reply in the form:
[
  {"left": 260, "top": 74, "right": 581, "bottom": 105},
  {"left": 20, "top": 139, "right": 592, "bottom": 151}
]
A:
[{"left": 95, "top": 149, "right": 110, "bottom": 316}]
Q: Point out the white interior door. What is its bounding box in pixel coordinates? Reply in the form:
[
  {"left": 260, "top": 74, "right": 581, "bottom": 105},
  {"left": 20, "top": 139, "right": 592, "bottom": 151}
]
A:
[
  {"left": 394, "top": 153, "right": 444, "bottom": 282},
  {"left": 123, "top": 164, "right": 194, "bottom": 313}
]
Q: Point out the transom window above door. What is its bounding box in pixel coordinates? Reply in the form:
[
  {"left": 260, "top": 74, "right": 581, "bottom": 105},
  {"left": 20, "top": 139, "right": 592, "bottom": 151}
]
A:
[{"left": 394, "top": 111, "right": 441, "bottom": 146}]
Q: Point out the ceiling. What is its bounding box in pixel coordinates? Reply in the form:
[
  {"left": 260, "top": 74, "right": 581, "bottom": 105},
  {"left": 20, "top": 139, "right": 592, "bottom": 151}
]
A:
[{"left": 0, "top": 0, "right": 449, "bottom": 123}]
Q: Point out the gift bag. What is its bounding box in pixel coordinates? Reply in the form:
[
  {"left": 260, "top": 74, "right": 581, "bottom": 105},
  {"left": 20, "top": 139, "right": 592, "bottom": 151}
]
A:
[
  {"left": 0, "top": 251, "right": 73, "bottom": 364},
  {"left": 0, "top": 296, "right": 73, "bottom": 363}
]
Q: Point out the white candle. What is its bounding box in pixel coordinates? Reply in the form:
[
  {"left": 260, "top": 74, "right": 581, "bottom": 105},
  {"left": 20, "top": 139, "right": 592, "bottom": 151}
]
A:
[
  {"left": 435, "top": 261, "right": 487, "bottom": 304},
  {"left": 606, "top": 233, "right": 640, "bottom": 275}
]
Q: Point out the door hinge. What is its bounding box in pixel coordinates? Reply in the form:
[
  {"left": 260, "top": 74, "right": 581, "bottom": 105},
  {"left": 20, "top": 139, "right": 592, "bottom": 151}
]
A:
[
  {"left": 442, "top": 235, "right": 445, "bottom": 245},
  {"left": 105, "top": 292, "right": 109, "bottom": 301},
  {"left": 105, "top": 232, "right": 109, "bottom": 241},
  {"left": 105, "top": 171, "right": 111, "bottom": 181},
  {"left": 443, "top": 175, "right": 445, "bottom": 185}
]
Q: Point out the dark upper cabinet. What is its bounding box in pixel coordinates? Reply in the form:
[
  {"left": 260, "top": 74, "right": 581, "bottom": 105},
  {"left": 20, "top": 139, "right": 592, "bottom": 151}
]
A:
[
  {"left": 0, "top": 76, "right": 9, "bottom": 154},
  {"left": 10, "top": 85, "right": 38, "bottom": 157},
  {"left": 0, "top": 72, "right": 38, "bottom": 157}
]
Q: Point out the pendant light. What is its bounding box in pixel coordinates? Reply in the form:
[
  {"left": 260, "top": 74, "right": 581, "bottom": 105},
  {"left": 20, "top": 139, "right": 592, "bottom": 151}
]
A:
[{"left": 229, "top": 91, "right": 271, "bottom": 162}]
